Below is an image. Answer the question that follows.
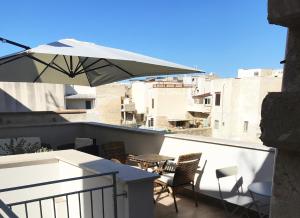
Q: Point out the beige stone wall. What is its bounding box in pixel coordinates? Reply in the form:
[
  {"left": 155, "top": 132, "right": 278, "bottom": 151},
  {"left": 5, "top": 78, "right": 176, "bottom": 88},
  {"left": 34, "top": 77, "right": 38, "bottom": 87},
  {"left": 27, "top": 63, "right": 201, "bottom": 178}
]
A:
[
  {"left": 153, "top": 116, "right": 169, "bottom": 128},
  {"left": 147, "top": 87, "right": 190, "bottom": 128},
  {"left": 172, "top": 127, "right": 212, "bottom": 136},
  {"left": 95, "top": 83, "right": 127, "bottom": 125},
  {"left": 211, "top": 77, "right": 282, "bottom": 142}
]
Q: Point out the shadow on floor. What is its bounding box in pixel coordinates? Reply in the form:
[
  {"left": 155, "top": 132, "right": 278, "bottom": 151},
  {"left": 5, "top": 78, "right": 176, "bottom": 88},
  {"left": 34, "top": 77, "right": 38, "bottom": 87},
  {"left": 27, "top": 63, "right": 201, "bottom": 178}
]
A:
[
  {"left": 154, "top": 191, "right": 228, "bottom": 218},
  {"left": 154, "top": 190, "right": 260, "bottom": 218}
]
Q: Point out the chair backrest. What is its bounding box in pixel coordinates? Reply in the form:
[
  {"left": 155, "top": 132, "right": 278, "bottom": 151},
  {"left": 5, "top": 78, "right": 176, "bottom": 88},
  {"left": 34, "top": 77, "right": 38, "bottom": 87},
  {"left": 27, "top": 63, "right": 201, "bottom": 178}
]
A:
[
  {"left": 173, "top": 153, "right": 202, "bottom": 186},
  {"left": 177, "top": 153, "right": 202, "bottom": 163},
  {"left": 101, "top": 141, "right": 127, "bottom": 164},
  {"left": 216, "top": 166, "right": 237, "bottom": 179},
  {"left": 216, "top": 166, "right": 243, "bottom": 199}
]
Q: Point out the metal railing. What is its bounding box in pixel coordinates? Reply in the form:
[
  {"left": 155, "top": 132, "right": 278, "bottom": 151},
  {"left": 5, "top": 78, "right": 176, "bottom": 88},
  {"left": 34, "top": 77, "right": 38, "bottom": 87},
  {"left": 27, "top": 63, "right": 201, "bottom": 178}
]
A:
[{"left": 0, "top": 171, "right": 119, "bottom": 218}]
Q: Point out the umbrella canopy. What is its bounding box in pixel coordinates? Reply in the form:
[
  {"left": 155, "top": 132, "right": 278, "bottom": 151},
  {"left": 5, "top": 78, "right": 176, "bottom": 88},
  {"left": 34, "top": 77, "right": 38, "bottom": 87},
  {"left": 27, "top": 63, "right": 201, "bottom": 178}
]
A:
[{"left": 0, "top": 39, "right": 201, "bottom": 87}]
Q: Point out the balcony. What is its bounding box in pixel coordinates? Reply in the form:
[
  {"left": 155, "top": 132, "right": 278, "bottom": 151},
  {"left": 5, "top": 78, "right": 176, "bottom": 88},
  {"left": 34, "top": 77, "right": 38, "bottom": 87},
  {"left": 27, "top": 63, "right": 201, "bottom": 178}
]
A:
[
  {"left": 187, "top": 104, "right": 211, "bottom": 113},
  {"left": 121, "top": 102, "right": 136, "bottom": 112},
  {"left": 0, "top": 117, "right": 274, "bottom": 218}
]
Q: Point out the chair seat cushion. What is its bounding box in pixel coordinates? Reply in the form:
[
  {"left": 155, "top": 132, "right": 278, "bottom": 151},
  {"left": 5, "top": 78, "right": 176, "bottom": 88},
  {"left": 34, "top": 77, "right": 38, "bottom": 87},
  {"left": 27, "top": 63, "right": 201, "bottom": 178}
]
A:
[
  {"left": 157, "top": 173, "right": 175, "bottom": 186},
  {"left": 224, "top": 195, "right": 253, "bottom": 206}
]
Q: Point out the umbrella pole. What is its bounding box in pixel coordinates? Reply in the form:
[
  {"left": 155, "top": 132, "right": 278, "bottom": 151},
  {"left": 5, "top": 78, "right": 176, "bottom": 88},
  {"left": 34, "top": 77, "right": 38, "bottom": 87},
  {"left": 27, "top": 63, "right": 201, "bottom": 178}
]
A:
[{"left": 0, "top": 37, "right": 31, "bottom": 50}]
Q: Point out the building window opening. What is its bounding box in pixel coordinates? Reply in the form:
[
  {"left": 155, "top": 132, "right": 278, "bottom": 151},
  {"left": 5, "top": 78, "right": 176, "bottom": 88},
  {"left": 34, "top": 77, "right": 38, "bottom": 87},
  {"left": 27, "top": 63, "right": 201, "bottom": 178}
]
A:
[
  {"left": 85, "top": 100, "right": 92, "bottom": 109},
  {"left": 215, "top": 93, "right": 221, "bottom": 106},
  {"left": 243, "top": 121, "right": 249, "bottom": 132},
  {"left": 148, "top": 118, "right": 154, "bottom": 127},
  {"left": 204, "top": 97, "right": 211, "bottom": 105}
]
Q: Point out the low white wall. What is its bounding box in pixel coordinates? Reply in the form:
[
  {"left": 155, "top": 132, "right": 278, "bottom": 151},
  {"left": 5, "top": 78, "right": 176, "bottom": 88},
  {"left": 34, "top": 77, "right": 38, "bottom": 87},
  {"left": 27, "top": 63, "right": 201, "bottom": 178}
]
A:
[
  {"left": 0, "top": 150, "right": 156, "bottom": 218},
  {"left": 82, "top": 123, "right": 275, "bottom": 201},
  {"left": 0, "top": 122, "right": 275, "bottom": 205},
  {"left": 0, "top": 159, "right": 127, "bottom": 218},
  {"left": 160, "top": 135, "right": 275, "bottom": 199}
]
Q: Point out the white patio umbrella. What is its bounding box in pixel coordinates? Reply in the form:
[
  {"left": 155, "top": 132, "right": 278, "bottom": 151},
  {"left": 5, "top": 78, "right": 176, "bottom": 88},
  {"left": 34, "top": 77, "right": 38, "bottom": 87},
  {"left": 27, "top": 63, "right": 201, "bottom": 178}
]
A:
[{"left": 0, "top": 38, "right": 202, "bottom": 86}]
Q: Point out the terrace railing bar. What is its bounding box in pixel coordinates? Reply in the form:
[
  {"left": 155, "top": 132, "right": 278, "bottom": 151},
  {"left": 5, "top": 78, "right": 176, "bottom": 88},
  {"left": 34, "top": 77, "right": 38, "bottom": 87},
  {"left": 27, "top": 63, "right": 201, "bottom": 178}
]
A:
[{"left": 0, "top": 171, "right": 119, "bottom": 218}]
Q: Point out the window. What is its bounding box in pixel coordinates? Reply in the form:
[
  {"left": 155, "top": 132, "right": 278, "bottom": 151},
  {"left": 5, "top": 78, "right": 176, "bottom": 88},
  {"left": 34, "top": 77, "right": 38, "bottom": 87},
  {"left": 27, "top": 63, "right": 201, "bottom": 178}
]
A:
[
  {"left": 214, "top": 120, "right": 219, "bottom": 129},
  {"left": 204, "top": 97, "right": 211, "bottom": 105},
  {"left": 215, "top": 93, "right": 221, "bottom": 106},
  {"left": 243, "top": 121, "right": 249, "bottom": 132},
  {"left": 152, "top": 98, "right": 154, "bottom": 109},
  {"left": 254, "top": 72, "right": 259, "bottom": 76},
  {"left": 126, "top": 113, "right": 134, "bottom": 121},
  {"left": 148, "top": 118, "right": 154, "bottom": 127},
  {"left": 85, "top": 100, "right": 92, "bottom": 109}
]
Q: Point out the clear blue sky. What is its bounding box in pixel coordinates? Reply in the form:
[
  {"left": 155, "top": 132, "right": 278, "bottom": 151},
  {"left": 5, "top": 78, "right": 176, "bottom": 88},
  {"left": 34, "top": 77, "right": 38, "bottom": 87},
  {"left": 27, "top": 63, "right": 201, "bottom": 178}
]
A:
[{"left": 0, "top": 0, "right": 286, "bottom": 77}]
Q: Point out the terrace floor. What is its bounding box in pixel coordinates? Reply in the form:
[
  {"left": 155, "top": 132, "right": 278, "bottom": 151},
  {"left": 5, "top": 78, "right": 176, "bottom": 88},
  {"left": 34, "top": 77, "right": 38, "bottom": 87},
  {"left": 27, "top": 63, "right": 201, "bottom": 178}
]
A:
[{"left": 154, "top": 191, "right": 250, "bottom": 218}]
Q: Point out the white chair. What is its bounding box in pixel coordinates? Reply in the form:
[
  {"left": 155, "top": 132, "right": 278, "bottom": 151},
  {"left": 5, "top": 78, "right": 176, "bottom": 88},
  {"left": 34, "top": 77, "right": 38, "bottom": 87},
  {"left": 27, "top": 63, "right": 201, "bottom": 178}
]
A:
[{"left": 216, "top": 166, "right": 254, "bottom": 218}]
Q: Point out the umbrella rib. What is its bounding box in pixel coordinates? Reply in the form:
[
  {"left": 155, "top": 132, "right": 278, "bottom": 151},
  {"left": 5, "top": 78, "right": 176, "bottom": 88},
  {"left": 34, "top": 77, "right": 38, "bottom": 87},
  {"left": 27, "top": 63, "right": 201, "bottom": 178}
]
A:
[
  {"left": 0, "top": 53, "right": 27, "bottom": 66},
  {"left": 76, "top": 58, "right": 105, "bottom": 75},
  {"left": 0, "top": 52, "right": 24, "bottom": 62},
  {"left": 74, "top": 64, "right": 112, "bottom": 76},
  {"left": 33, "top": 55, "right": 59, "bottom": 82},
  {"left": 70, "top": 56, "right": 73, "bottom": 72},
  {"left": 74, "top": 57, "right": 89, "bottom": 74},
  {"left": 51, "top": 62, "right": 71, "bottom": 75},
  {"left": 104, "top": 59, "right": 134, "bottom": 76},
  {"left": 73, "top": 56, "right": 83, "bottom": 73},
  {"left": 63, "top": 55, "right": 71, "bottom": 73},
  {"left": 27, "top": 54, "right": 69, "bottom": 75}
]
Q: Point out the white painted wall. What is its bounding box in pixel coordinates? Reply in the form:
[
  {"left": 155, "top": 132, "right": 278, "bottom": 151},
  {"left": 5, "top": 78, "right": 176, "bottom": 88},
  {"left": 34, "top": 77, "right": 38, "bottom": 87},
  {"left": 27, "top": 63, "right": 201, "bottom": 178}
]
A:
[
  {"left": 159, "top": 135, "right": 275, "bottom": 200},
  {"left": 65, "top": 85, "right": 96, "bottom": 96},
  {"left": 237, "top": 69, "right": 283, "bottom": 78},
  {"left": 0, "top": 160, "right": 126, "bottom": 218},
  {"left": 0, "top": 82, "right": 65, "bottom": 112},
  {"left": 210, "top": 77, "right": 282, "bottom": 142},
  {"left": 0, "top": 122, "right": 276, "bottom": 212},
  {"left": 80, "top": 122, "right": 275, "bottom": 205},
  {"left": 131, "top": 82, "right": 149, "bottom": 114},
  {"left": 146, "top": 87, "right": 190, "bottom": 127}
]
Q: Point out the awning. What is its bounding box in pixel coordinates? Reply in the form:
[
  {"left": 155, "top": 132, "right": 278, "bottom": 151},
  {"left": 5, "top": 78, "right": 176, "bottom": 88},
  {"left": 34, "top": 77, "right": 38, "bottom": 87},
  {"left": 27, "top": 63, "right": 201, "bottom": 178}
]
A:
[{"left": 192, "top": 92, "right": 211, "bottom": 98}]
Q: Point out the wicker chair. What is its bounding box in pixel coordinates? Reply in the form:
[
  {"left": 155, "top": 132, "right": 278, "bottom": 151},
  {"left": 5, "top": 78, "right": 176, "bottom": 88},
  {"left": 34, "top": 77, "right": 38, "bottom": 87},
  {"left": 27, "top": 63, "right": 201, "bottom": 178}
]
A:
[
  {"left": 100, "top": 141, "right": 135, "bottom": 164},
  {"left": 155, "top": 153, "right": 202, "bottom": 212}
]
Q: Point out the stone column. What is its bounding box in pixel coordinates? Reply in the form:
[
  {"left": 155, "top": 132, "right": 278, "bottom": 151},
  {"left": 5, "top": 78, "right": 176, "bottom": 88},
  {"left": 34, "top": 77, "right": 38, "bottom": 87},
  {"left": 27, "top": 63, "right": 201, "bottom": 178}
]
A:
[
  {"left": 260, "top": 23, "right": 300, "bottom": 218},
  {"left": 261, "top": 1, "right": 300, "bottom": 217},
  {"left": 282, "top": 28, "right": 300, "bottom": 92}
]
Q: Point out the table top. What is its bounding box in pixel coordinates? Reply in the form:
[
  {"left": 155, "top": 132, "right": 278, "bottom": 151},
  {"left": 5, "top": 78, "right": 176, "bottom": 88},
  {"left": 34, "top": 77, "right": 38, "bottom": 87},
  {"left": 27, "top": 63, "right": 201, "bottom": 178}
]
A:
[
  {"left": 131, "top": 153, "right": 175, "bottom": 163},
  {"left": 248, "top": 181, "right": 272, "bottom": 197}
]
